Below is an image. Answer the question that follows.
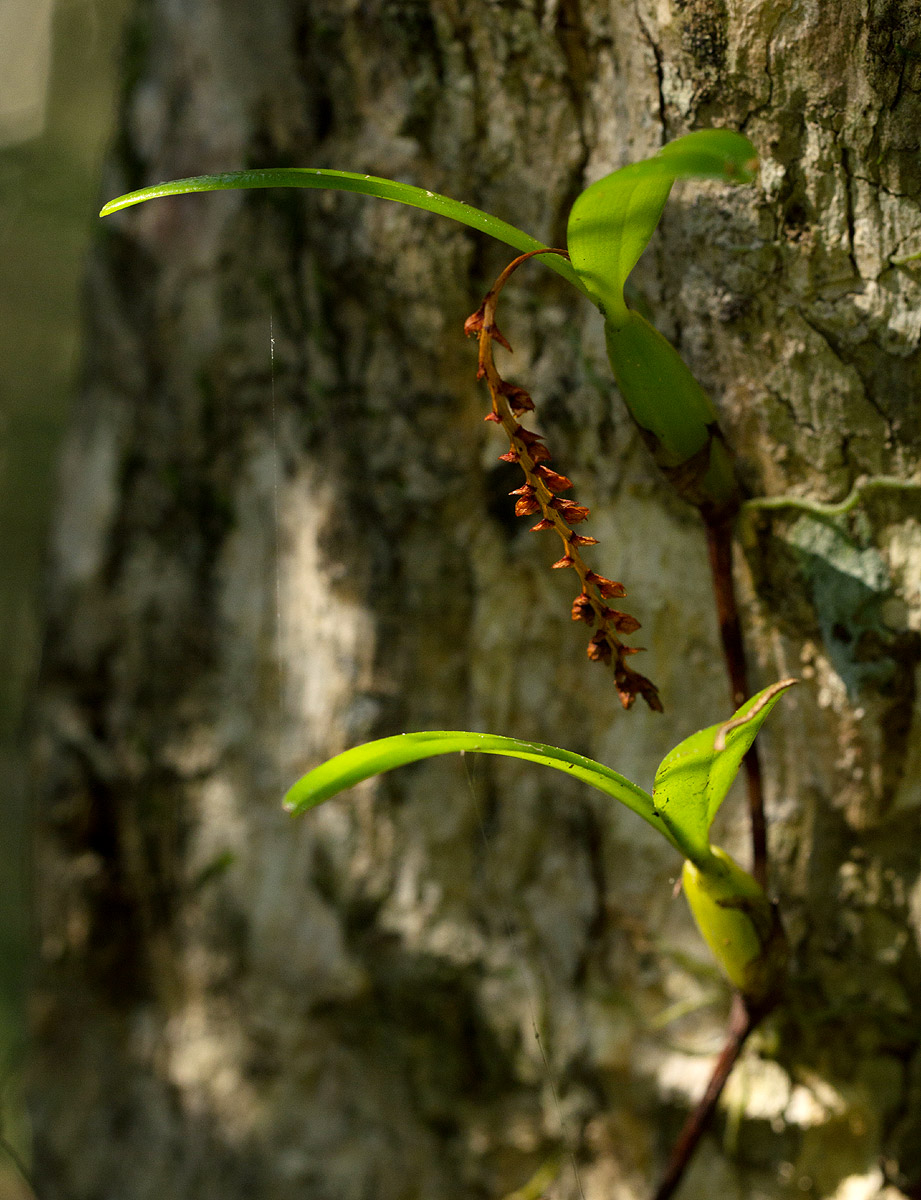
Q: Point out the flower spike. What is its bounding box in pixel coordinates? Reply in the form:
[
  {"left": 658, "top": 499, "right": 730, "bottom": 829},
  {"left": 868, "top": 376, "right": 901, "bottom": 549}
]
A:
[{"left": 466, "top": 249, "right": 661, "bottom": 712}]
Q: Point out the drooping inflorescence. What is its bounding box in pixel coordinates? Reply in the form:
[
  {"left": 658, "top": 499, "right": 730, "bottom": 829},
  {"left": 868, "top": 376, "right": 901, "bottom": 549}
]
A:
[{"left": 465, "top": 250, "right": 662, "bottom": 712}]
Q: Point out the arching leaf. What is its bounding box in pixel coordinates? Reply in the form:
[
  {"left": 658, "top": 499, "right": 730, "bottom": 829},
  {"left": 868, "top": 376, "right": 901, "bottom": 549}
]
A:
[
  {"left": 100, "top": 168, "right": 587, "bottom": 294},
  {"left": 283, "top": 729, "right": 689, "bottom": 854}
]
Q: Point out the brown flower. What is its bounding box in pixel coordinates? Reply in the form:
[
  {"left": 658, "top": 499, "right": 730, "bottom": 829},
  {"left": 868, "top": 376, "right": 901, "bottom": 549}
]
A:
[
  {"left": 535, "top": 466, "right": 573, "bottom": 493},
  {"left": 571, "top": 593, "right": 595, "bottom": 624},
  {"left": 587, "top": 632, "right": 613, "bottom": 664},
  {"left": 515, "top": 427, "right": 545, "bottom": 447},
  {"left": 601, "top": 609, "right": 642, "bottom": 634},
  {"left": 499, "top": 381, "right": 535, "bottom": 414},
  {"left": 550, "top": 498, "right": 591, "bottom": 523},
  {"left": 586, "top": 571, "right": 627, "bottom": 599}
]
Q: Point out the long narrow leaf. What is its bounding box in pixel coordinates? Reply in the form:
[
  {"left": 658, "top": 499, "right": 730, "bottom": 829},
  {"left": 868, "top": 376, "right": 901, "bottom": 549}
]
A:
[
  {"left": 567, "top": 129, "right": 758, "bottom": 322},
  {"left": 283, "top": 729, "right": 687, "bottom": 854},
  {"left": 652, "top": 679, "right": 796, "bottom": 859},
  {"left": 100, "top": 168, "right": 588, "bottom": 295}
]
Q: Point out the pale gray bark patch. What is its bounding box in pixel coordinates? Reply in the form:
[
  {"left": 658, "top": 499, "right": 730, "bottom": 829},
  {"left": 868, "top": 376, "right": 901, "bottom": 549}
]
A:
[{"left": 32, "top": 1, "right": 921, "bottom": 1198}]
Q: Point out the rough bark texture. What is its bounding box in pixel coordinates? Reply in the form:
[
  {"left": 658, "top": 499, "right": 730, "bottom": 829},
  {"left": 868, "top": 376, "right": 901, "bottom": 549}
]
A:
[{"left": 32, "top": 2, "right": 921, "bottom": 1199}]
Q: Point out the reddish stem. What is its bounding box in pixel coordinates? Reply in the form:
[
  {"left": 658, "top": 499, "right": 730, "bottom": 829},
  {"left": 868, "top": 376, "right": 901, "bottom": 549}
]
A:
[
  {"left": 704, "top": 514, "right": 768, "bottom": 890},
  {"left": 653, "top": 994, "right": 756, "bottom": 1200}
]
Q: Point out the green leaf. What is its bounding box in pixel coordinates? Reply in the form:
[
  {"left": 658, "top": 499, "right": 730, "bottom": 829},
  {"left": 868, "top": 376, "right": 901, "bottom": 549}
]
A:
[
  {"left": 604, "top": 310, "right": 719, "bottom": 462},
  {"left": 100, "top": 168, "right": 588, "bottom": 295},
  {"left": 603, "top": 311, "right": 739, "bottom": 512},
  {"left": 283, "top": 729, "right": 684, "bottom": 852},
  {"left": 652, "top": 680, "right": 796, "bottom": 861},
  {"left": 566, "top": 129, "right": 758, "bottom": 323}
]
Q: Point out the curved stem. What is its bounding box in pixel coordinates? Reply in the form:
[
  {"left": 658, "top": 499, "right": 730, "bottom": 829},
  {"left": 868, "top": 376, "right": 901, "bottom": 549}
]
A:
[
  {"left": 741, "top": 475, "right": 921, "bottom": 520},
  {"left": 704, "top": 515, "right": 768, "bottom": 890}
]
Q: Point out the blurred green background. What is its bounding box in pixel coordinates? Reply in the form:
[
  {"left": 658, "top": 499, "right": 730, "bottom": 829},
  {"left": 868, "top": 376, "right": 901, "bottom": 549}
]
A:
[{"left": 0, "top": 0, "right": 126, "bottom": 1190}]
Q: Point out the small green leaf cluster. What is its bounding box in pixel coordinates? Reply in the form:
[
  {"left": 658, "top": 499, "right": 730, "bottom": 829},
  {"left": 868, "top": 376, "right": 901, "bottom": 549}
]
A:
[{"left": 284, "top": 680, "right": 794, "bottom": 1003}]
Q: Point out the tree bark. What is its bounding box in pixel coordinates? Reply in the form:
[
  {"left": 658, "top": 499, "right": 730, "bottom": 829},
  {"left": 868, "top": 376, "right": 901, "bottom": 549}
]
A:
[{"left": 32, "top": 2, "right": 921, "bottom": 1198}]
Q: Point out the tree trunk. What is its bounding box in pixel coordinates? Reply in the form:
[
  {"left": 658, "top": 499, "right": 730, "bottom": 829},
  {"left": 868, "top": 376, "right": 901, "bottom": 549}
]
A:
[{"left": 32, "top": 2, "right": 921, "bottom": 1198}]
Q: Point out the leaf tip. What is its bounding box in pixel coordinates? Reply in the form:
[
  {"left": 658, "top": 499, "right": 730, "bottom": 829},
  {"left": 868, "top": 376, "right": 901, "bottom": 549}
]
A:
[{"left": 713, "top": 677, "right": 797, "bottom": 752}]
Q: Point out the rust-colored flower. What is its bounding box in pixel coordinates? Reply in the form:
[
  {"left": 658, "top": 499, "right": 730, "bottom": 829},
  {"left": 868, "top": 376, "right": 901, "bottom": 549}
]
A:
[
  {"left": 571, "top": 593, "right": 595, "bottom": 624},
  {"left": 498, "top": 381, "right": 535, "bottom": 414},
  {"left": 587, "top": 632, "right": 613, "bottom": 664},
  {"left": 550, "top": 498, "right": 591, "bottom": 524},
  {"left": 585, "top": 571, "right": 627, "bottom": 599},
  {"left": 515, "top": 426, "right": 545, "bottom": 447},
  {"left": 602, "top": 609, "right": 642, "bottom": 634},
  {"left": 535, "top": 466, "right": 572, "bottom": 494},
  {"left": 514, "top": 495, "right": 541, "bottom": 517}
]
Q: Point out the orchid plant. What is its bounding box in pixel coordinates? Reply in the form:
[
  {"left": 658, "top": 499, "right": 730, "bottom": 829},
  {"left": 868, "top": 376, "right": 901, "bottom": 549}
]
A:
[{"left": 103, "top": 129, "right": 797, "bottom": 1199}]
